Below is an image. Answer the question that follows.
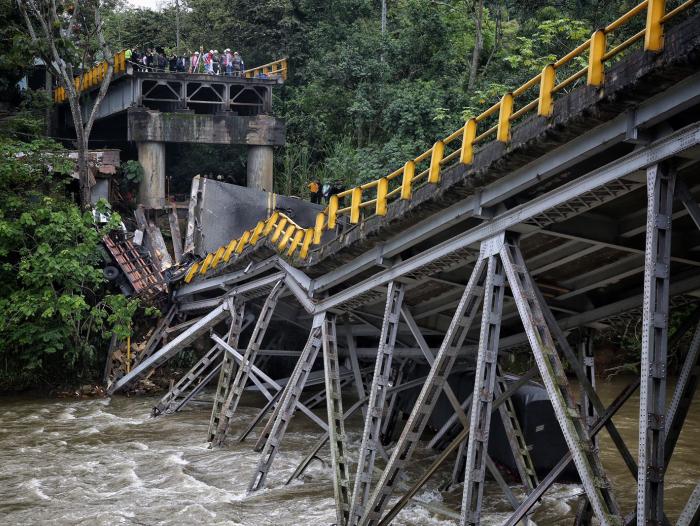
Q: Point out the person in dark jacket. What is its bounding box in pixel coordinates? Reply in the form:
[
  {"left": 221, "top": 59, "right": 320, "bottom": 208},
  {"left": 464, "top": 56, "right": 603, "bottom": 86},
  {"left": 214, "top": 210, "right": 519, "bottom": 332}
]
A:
[
  {"left": 231, "top": 51, "right": 244, "bottom": 77},
  {"left": 168, "top": 54, "right": 178, "bottom": 72}
]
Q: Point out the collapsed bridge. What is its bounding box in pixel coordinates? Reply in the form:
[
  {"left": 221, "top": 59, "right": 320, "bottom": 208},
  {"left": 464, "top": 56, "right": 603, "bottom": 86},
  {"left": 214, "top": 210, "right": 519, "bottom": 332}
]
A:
[{"left": 106, "top": 3, "right": 700, "bottom": 525}]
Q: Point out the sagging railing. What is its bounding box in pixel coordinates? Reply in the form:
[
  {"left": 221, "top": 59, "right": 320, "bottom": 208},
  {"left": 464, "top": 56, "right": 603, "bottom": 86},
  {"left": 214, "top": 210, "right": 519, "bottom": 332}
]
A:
[
  {"left": 182, "top": 0, "right": 696, "bottom": 282},
  {"left": 243, "top": 58, "right": 288, "bottom": 81},
  {"left": 53, "top": 50, "right": 128, "bottom": 103},
  {"left": 184, "top": 212, "right": 314, "bottom": 282}
]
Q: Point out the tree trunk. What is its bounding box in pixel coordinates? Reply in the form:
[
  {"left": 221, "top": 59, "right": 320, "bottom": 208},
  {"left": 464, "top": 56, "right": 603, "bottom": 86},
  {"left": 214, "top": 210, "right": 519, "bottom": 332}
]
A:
[
  {"left": 77, "top": 134, "right": 92, "bottom": 209},
  {"left": 468, "top": 0, "right": 484, "bottom": 91}
]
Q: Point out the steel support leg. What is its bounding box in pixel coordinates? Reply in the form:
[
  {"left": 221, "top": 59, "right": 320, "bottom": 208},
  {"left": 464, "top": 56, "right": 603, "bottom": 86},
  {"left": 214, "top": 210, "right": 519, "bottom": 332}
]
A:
[
  {"left": 248, "top": 315, "right": 325, "bottom": 492},
  {"left": 638, "top": 163, "right": 675, "bottom": 526},
  {"left": 153, "top": 342, "right": 223, "bottom": 416},
  {"left": 378, "top": 366, "right": 539, "bottom": 526},
  {"left": 495, "top": 365, "right": 538, "bottom": 492},
  {"left": 360, "top": 257, "right": 487, "bottom": 526},
  {"left": 579, "top": 330, "right": 597, "bottom": 440},
  {"left": 323, "top": 314, "right": 351, "bottom": 526},
  {"left": 500, "top": 239, "right": 621, "bottom": 526},
  {"left": 676, "top": 482, "right": 700, "bottom": 526},
  {"left": 212, "top": 281, "right": 286, "bottom": 446},
  {"left": 664, "top": 321, "right": 700, "bottom": 468},
  {"left": 207, "top": 301, "right": 245, "bottom": 443},
  {"left": 461, "top": 254, "right": 506, "bottom": 526},
  {"left": 349, "top": 282, "right": 405, "bottom": 526},
  {"left": 503, "top": 379, "right": 639, "bottom": 526}
]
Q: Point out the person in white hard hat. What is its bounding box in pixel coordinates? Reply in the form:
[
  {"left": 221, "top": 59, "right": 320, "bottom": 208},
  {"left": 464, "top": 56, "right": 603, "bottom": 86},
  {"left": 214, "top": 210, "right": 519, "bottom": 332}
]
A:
[
  {"left": 231, "top": 51, "right": 244, "bottom": 77},
  {"left": 224, "top": 48, "right": 234, "bottom": 76},
  {"left": 204, "top": 50, "right": 214, "bottom": 74}
]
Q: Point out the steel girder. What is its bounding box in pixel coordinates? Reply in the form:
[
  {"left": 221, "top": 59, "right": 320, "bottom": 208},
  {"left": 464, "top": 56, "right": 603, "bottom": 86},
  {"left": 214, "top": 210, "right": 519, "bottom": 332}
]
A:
[
  {"left": 460, "top": 252, "right": 506, "bottom": 526},
  {"left": 248, "top": 315, "right": 325, "bottom": 492},
  {"left": 638, "top": 163, "right": 676, "bottom": 526},
  {"left": 211, "top": 280, "right": 286, "bottom": 446},
  {"left": 349, "top": 282, "right": 405, "bottom": 526}
]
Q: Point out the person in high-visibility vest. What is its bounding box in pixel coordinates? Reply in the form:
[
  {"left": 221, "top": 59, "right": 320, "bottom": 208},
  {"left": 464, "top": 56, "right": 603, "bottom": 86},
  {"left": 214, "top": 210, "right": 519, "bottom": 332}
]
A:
[{"left": 308, "top": 180, "right": 322, "bottom": 204}]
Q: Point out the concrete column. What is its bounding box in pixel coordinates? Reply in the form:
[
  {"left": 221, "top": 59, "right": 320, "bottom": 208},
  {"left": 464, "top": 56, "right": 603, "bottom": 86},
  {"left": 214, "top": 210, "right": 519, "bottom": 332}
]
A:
[
  {"left": 137, "top": 141, "right": 166, "bottom": 208},
  {"left": 247, "top": 145, "right": 274, "bottom": 192}
]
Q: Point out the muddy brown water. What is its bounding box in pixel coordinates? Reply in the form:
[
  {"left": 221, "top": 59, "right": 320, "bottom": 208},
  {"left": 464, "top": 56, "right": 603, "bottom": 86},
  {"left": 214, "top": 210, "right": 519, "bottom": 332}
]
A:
[{"left": 0, "top": 377, "right": 697, "bottom": 525}]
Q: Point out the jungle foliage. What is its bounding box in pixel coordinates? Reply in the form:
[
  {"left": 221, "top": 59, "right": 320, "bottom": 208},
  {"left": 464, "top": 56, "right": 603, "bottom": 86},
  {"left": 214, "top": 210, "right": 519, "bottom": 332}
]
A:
[{"left": 0, "top": 105, "right": 140, "bottom": 391}]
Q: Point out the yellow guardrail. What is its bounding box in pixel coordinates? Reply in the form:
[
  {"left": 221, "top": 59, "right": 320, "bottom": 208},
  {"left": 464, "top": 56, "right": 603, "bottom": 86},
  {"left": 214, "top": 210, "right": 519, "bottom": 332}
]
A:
[
  {"left": 179, "top": 0, "right": 697, "bottom": 282},
  {"left": 184, "top": 211, "right": 313, "bottom": 282},
  {"left": 53, "top": 50, "right": 128, "bottom": 103},
  {"left": 243, "top": 58, "right": 288, "bottom": 80}
]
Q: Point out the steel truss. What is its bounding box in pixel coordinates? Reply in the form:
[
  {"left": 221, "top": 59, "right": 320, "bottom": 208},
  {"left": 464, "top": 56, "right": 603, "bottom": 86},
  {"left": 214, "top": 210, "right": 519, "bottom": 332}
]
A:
[
  {"left": 349, "top": 281, "right": 405, "bottom": 525},
  {"left": 638, "top": 163, "right": 675, "bottom": 526},
  {"left": 249, "top": 315, "right": 325, "bottom": 492},
  {"left": 211, "top": 280, "right": 286, "bottom": 446},
  {"left": 207, "top": 301, "right": 246, "bottom": 442}
]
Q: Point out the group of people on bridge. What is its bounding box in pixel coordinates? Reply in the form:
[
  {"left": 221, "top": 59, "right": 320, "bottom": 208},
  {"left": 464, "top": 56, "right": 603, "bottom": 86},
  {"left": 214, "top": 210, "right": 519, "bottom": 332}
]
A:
[{"left": 125, "top": 48, "right": 246, "bottom": 77}]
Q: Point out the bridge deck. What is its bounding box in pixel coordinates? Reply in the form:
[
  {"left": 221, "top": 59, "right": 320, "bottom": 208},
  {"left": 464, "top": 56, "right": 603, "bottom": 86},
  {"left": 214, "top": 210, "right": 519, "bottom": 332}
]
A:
[{"left": 179, "top": 11, "right": 700, "bottom": 342}]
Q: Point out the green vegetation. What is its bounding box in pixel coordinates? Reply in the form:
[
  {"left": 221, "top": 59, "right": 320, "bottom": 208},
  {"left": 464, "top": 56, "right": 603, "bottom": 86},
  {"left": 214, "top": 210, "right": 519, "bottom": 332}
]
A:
[
  {"left": 0, "top": 104, "right": 140, "bottom": 391},
  {"left": 103, "top": 0, "right": 648, "bottom": 196}
]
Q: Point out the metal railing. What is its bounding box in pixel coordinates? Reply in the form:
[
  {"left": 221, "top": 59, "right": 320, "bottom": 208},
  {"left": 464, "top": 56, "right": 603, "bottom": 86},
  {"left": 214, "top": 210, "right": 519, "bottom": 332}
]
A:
[
  {"left": 243, "top": 58, "right": 288, "bottom": 81},
  {"left": 53, "top": 50, "right": 128, "bottom": 103},
  {"left": 183, "top": 1, "right": 699, "bottom": 282},
  {"left": 53, "top": 54, "right": 288, "bottom": 103}
]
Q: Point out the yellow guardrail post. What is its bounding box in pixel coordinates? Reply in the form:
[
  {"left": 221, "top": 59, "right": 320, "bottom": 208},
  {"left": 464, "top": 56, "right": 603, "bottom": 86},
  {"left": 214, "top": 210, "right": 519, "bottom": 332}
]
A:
[
  {"left": 223, "top": 238, "right": 238, "bottom": 261},
  {"left": 270, "top": 217, "right": 288, "bottom": 243},
  {"left": 328, "top": 195, "right": 339, "bottom": 229},
  {"left": 538, "top": 64, "right": 556, "bottom": 117},
  {"left": 401, "top": 161, "right": 414, "bottom": 200},
  {"left": 376, "top": 178, "right": 388, "bottom": 216},
  {"left": 460, "top": 119, "right": 477, "bottom": 165},
  {"left": 278, "top": 225, "right": 296, "bottom": 250},
  {"left": 287, "top": 229, "right": 304, "bottom": 256},
  {"left": 645, "top": 0, "right": 665, "bottom": 52},
  {"left": 428, "top": 141, "right": 444, "bottom": 184},
  {"left": 350, "top": 187, "right": 362, "bottom": 223},
  {"left": 313, "top": 212, "right": 326, "bottom": 244},
  {"left": 199, "top": 253, "right": 214, "bottom": 275},
  {"left": 184, "top": 262, "right": 200, "bottom": 283},
  {"left": 300, "top": 228, "right": 314, "bottom": 258},
  {"left": 496, "top": 93, "right": 514, "bottom": 143},
  {"left": 235, "top": 230, "right": 252, "bottom": 253},
  {"left": 587, "top": 29, "right": 606, "bottom": 86},
  {"left": 262, "top": 212, "right": 279, "bottom": 236},
  {"left": 250, "top": 221, "right": 265, "bottom": 244},
  {"left": 211, "top": 246, "right": 226, "bottom": 268}
]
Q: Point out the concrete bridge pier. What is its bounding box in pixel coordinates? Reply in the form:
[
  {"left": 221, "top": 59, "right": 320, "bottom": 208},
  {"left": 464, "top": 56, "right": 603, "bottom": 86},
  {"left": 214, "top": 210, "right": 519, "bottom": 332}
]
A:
[
  {"left": 247, "top": 145, "right": 274, "bottom": 192},
  {"left": 137, "top": 141, "right": 166, "bottom": 209}
]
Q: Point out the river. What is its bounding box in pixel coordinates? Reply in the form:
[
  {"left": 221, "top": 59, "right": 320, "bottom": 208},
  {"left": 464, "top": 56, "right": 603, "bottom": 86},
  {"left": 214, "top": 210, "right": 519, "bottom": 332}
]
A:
[{"left": 0, "top": 378, "right": 697, "bottom": 525}]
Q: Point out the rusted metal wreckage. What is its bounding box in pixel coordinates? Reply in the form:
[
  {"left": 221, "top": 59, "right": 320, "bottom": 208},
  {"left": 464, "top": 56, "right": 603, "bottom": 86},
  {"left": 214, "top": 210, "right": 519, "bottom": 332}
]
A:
[{"left": 109, "top": 4, "right": 700, "bottom": 526}]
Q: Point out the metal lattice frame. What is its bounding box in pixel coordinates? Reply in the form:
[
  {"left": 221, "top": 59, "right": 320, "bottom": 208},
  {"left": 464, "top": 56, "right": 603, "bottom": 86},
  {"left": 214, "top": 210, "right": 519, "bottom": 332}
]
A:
[
  {"left": 322, "top": 314, "right": 351, "bottom": 526},
  {"left": 360, "top": 257, "right": 487, "bottom": 526},
  {"left": 460, "top": 252, "right": 505, "bottom": 526},
  {"left": 207, "top": 301, "right": 246, "bottom": 442},
  {"left": 349, "top": 282, "right": 405, "bottom": 525},
  {"left": 638, "top": 163, "right": 676, "bottom": 526},
  {"left": 212, "top": 280, "right": 286, "bottom": 446},
  {"left": 249, "top": 316, "right": 325, "bottom": 492}
]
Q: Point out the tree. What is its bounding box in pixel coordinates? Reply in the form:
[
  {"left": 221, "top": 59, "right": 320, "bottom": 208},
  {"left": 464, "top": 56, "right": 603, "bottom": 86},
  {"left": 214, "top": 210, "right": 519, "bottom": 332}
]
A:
[{"left": 17, "top": 0, "right": 116, "bottom": 210}]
